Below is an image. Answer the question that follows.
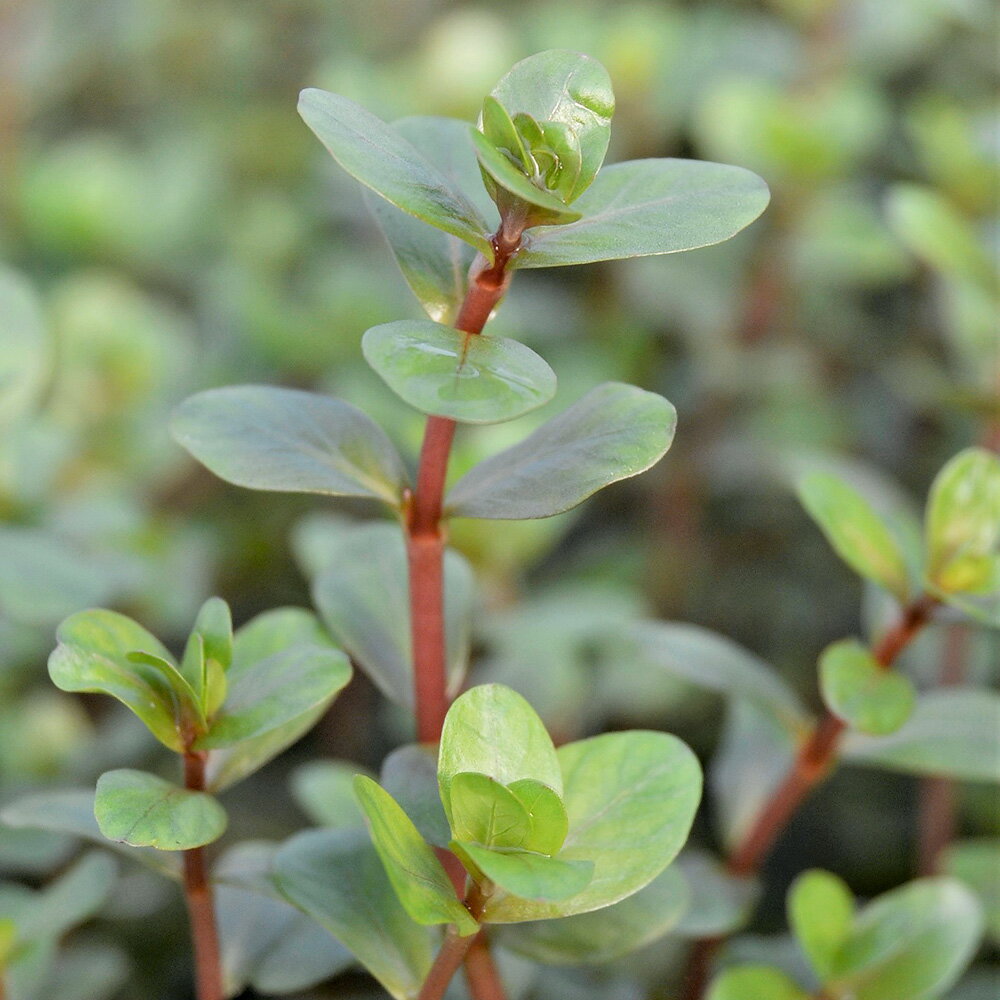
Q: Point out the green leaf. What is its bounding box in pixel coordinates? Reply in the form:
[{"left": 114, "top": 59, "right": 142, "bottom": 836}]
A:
[
  {"left": 706, "top": 966, "right": 810, "bottom": 1000},
  {"left": 171, "top": 385, "right": 409, "bottom": 508},
  {"left": 484, "top": 730, "right": 701, "bottom": 922},
  {"left": 496, "top": 864, "right": 688, "bottom": 964},
  {"left": 446, "top": 383, "right": 676, "bottom": 519},
  {"left": 180, "top": 597, "right": 232, "bottom": 716},
  {"left": 819, "top": 640, "right": 916, "bottom": 736},
  {"left": 362, "top": 320, "right": 556, "bottom": 425},
  {"left": 48, "top": 609, "right": 184, "bottom": 752},
  {"left": 452, "top": 840, "right": 593, "bottom": 902},
  {"left": 290, "top": 759, "right": 371, "bottom": 829},
  {"left": 0, "top": 789, "right": 180, "bottom": 879},
  {"left": 514, "top": 159, "right": 769, "bottom": 269},
  {"left": 298, "top": 88, "right": 492, "bottom": 255},
  {"left": 94, "top": 769, "right": 226, "bottom": 851},
  {"left": 672, "top": 850, "right": 757, "bottom": 937},
  {"left": 438, "top": 685, "right": 562, "bottom": 830},
  {"left": 489, "top": 50, "right": 614, "bottom": 202},
  {"left": 788, "top": 869, "right": 855, "bottom": 981},
  {"left": 273, "top": 827, "right": 436, "bottom": 1000},
  {"left": 830, "top": 878, "right": 983, "bottom": 1000},
  {"left": 942, "top": 839, "right": 1000, "bottom": 946},
  {"left": 310, "top": 521, "right": 474, "bottom": 711},
  {"left": 841, "top": 689, "right": 1000, "bottom": 783},
  {"left": 365, "top": 117, "right": 494, "bottom": 323},
  {"left": 353, "top": 776, "right": 478, "bottom": 935},
  {"left": 0, "top": 268, "right": 48, "bottom": 427},
  {"left": 448, "top": 772, "right": 533, "bottom": 849},
  {"left": 925, "top": 448, "right": 1000, "bottom": 594},
  {"left": 633, "top": 621, "right": 807, "bottom": 729},
  {"left": 507, "top": 779, "right": 569, "bottom": 856},
  {"left": 381, "top": 744, "right": 452, "bottom": 848},
  {"left": 203, "top": 608, "right": 348, "bottom": 791},
  {"left": 797, "top": 471, "right": 913, "bottom": 601}
]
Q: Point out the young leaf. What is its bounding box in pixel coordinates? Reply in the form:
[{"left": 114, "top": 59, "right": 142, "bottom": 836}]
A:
[
  {"left": 446, "top": 382, "right": 676, "bottom": 519},
  {"left": 507, "top": 778, "right": 569, "bottom": 856},
  {"left": 496, "top": 864, "right": 689, "bottom": 964},
  {"left": 171, "top": 385, "right": 410, "bottom": 508},
  {"left": 841, "top": 689, "right": 1000, "bottom": 783},
  {"left": 273, "top": 827, "right": 436, "bottom": 1000},
  {"left": 797, "top": 471, "right": 912, "bottom": 601},
  {"left": 484, "top": 730, "right": 702, "bottom": 922},
  {"left": 310, "top": 521, "right": 474, "bottom": 711},
  {"left": 353, "top": 776, "right": 479, "bottom": 935},
  {"left": 788, "top": 869, "right": 855, "bottom": 981},
  {"left": 291, "top": 759, "right": 372, "bottom": 829},
  {"left": 448, "top": 772, "right": 533, "bottom": 849},
  {"left": 451, "top": 840, "right": 593, "bottom": 902},
  {"left": 180, "top": 597, "right": 232, "bottom": 715},
  {"left": 819, "top": 639, "right": 916, "bottom": 736},
  {"left": 298, "top": 88, "right": 492, "bottom": 255},
  {"left": 706, "top": 966, "right": 810, "bottom": 1000},
  {"left": 94, "top": 769, "right": 227, "bottom": 851},
  {"left": 362, "top": 320, "right": 556, "bottom": 425},
  {"left": 514, "top": 159, "right": 770, "bottom": 269},
  {"left": 925, "top": 448, "right": 1000, "bottom": 594},
  {"left": 48, "top": 609, "right": 184, "bottom": 752},
  {"left": 489, "top": 50, "right": 614, "bottom": 202},
  {"left": 438, "top": 684, "right": 563, "bottom": 828}
]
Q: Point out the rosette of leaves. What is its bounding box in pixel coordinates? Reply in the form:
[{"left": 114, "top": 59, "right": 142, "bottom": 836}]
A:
[{"left": 47, "top": 598, "right": 351, "bottom": 849}]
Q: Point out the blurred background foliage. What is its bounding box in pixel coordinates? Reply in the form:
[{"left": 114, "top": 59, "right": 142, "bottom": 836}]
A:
[{"left": 0, "top": 0, "right": 997, "bottom": 997}]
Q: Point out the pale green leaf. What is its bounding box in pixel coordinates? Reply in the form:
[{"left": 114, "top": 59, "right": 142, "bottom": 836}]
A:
[
  {"left": 446, "top": 382, "right": 676, "bottom": 519},
  {"left": 942, "top": 839, "right": 1000, "bottom": 946},
  {"left": 362, "top": 320, "right": 556, "bottom": 425},
  {"left": 448, "top": 772, "right": 533, "bottom": 850},
  {"left": 507, "top": 779, "right": 569, "bottom": 856},
  {"left": 453, "top": 840, "right": 593, "bottom": 902},
  {"left": 706, "top": 966, "right": 810, "bottom": 1000},
  {"left": 290, "top": 759, "right": 371, "bottom": 829},
  {"left": 788, "top": 869, "right": 855, "bottom": 981}
]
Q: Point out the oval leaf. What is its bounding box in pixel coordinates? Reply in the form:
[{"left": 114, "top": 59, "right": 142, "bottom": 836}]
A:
[
  {"left": 788, "top": 870, "right": 855, "bottom": 981},
  {"left": 507, "top": 779, "right": 569, "bottom": 856},
  {"left": 362, "top": 320, "right": 556, "bottom": 424},
  {"left": 94, "top": 769, "right": 226, "bottom": 851},
  {"left": 449, "top": 772, "right": 533, "bottom": 850},
  {"left": 514, "top": 159, "right": 769, "bottom": 269},
  {"left": 298, "top": 88, "right": 491, "bottom": 255},
  {"left": 446, "top": 382, "right": 676, "bottom": 519},
  {"left": 707, "top": 966, "right": 810, "bottom": 1000},
  {"left": 171, "top": 385, "right": 409, "bottom": 507},
  {"left": 452, "top": 841, "right": 593, "bottom": 902}
]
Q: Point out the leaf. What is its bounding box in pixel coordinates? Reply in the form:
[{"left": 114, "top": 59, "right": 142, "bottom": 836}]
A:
[
  {"left": 514, "top": 159, "right": 770, "bottom": 269},
  {"left": 496, "top": 864, "right": 688, "bottom": 965},
  {"left": 438, "top": 685, "right": 563, "bottom": 830},
  {"left": 381, "top": 744, "right": 452, "bottom": 848},
  {"left": 180, "top": 597, "right": 232, "bottom": 716},
  {"left": 446, "top": 383, "right": 676, "bottom": 519},
  {"left": 310, "top": 521, "right": 474, "bottom": 711},
  {"left": 203, "top": 608, "right": 348, "bottom": 791},
  {"left": 0, "top": 268, "right": 48, "bottom": 427},
  {"left": 819, "top": 639, "right": 916, "bottom": 736},
  {"left": 489, "top": 50, "right": 614, "bottom": 202},
  {"left": 353, "top": 776, "right": 478, "bottom": 935},
  {"left": 507, "top": 779, "right": 569, "bottom": 856},
  {"left": 925, "top": 448, "right": 1000, "bottom": 594},
  {"left": 706, "top": 966, "right": 810, "bottom": 1000},
  {"left": 797, "top": 471, "right": 913, "bottom": 601},
  {"left": 448, "top": 772, "right": 533, "bottom": 849},
  {"left": 362, "top": 320, "right": 556, "bottom": 424},
  {"left": 365, "top": 117, "right": 495, "bottom": 323},
  {"left": 484, "top": 730, "right": 701, "bottom": 922},
  {"left": 94, "top": 770, "right": 227, "bottom": 851},
  {"left": 0, "top": 789, "right": 180, "bottom": 879},
  {"left": 452, "top": 841, "right": 593, "bottom": 902},
  {"left": 830, "top": 878, "right": 983, "bottom": 1000},
  {"left": 942, "top": 839, "right": 1000, "bottom": 946},
  {"left": 672, "top": 850, "right": 757, "bottom": 937},
  {"left": 273, "top": 827, "right": 436, "bottom": 1000},
  {"left": 788, "top": 870, "right": 855, "bottom": 981},
  {"left": 290, "top": 759, "right": 371, "bottom": 829},
  {"left": 170, "top": 385, "right": 409, "bottom": 508},
  {"left": 298, "top": 88, "right": 491, "bottom": 255},
  {"left": 48, "top": 609, "right": 184, "bottom": 752},
  {"left": 841, "top": 689, "right": 1000, "bottom": 783},
  {"left": 214, "top": 842, "right": 352, "bottom": 997},
  {"left": 633, "top": 621, "right": 807, "bottom": 729}
]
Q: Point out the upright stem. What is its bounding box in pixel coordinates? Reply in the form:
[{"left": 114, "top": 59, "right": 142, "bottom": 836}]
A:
[
  {"left": 182, "top": 751, "right": 224, "bottom": 1000},
  {"left": 681, "top": 595, "right": 937, "bottom": 999}
]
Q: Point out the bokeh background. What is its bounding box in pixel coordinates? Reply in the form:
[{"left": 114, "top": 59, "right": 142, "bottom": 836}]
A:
[{"left": 1, "top": 0, "right": 997, "bottom": 998}]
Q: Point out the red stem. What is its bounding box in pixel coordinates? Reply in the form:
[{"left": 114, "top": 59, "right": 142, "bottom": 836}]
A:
[{"left": 182, "top": 752, "right": 224, "bottom": 1000}]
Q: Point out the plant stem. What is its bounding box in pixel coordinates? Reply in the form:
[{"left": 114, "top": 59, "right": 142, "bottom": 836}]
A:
[
  {"left": 182, "top": 751, "right": 224, "bottom": 1000},
  {"left": 681, "top": 595, "right": 937, "bottom": 999},
  {"left": 464, "top": 932, "right": 508, "bottom": 1000},
  {"left": 405, "top": 236, "right": 519, "bottom": 743}
]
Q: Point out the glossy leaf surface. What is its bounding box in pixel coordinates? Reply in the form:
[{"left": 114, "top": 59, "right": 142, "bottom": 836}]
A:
[
  {"left": 446, "top": 382, "right": 675, "bottom": 519},
  {"left": 94, "top": 769, "right": 226, "bottom": 851},
  {"left": 514, "top": 159, "right": 769, "bottom": 269},
  {"left": 362, "top": 320, "right": 556, "bottom": 424},
  {"left": 448, "top": 772, "right": 533, "bottom": 849},
  {"left": 171, "top": 385, "right": 409, "bottom": 507},
  {"left": 452, "top": 840, "right": 593, "bottom": 902}
]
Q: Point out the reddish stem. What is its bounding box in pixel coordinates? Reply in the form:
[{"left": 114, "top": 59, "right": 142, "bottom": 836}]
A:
[
  {"left": 182, "top": 751, "right": 224, "bottom": 1000},
  {"left": 464, "top": 933, "right": 508, "bottom": 1000}
]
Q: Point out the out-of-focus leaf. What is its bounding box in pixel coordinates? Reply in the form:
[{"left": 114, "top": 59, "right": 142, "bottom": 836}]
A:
[
  {"left": 290, "top": 760, "right": 371, "bottom": 829},
  {"left": 942, "top": 839, "right": 1000, "bottom": 946},
  {"left": 452, "top": 840, "right": 594, "bottom": 902},
  {"left": 672, "top": 850, "right": 757, "bottom": 937},
  {"left": 0, "top": 268, "right": 48, "bottom": 426},
  {"left": 380, "top": 744, "right": 451, "bottom": 847},
  {"left": 788, "top": 870, "right": 855, "bottom": 981},
  {"left": 706, "top": 966, "right": 809, "bottom": 1000}
]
